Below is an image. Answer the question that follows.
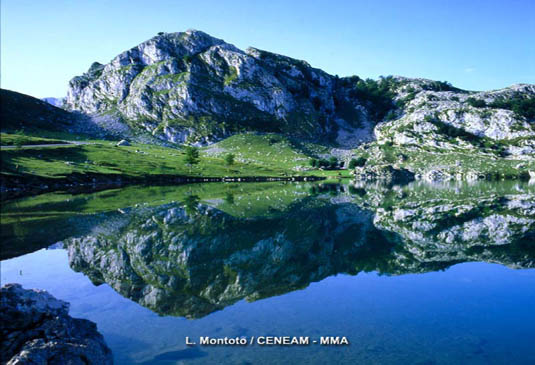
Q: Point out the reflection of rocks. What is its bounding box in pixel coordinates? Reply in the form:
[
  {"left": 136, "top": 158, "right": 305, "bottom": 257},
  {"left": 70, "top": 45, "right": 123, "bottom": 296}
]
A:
[
  {"left": 61, "top": 181, "right": 535, "bottom": 319},
  {"left": 66, "top": 199, "right": 392, "bottom": 318},
  {"left": 353, "top": 181, "right": 535, "bottom": 271},
  {"left": 0, "top": 284, "right": 112, "bottom": 365}
]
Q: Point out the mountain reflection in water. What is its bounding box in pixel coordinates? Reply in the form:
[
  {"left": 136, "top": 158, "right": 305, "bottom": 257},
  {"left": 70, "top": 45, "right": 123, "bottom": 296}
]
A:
[{"left": 2, "top": 180, "right": 534, "bottom": 319}]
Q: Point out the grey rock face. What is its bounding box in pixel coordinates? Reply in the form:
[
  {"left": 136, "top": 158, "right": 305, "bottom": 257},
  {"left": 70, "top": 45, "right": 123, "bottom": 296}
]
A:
[
  {"left": 0, "top": 283, "right": 113, "bottom": 365},
  {"left": 374, "top": 81, "right": 535, "bottom": 156},
  {"left": 65, "top": 30, "right": 372, "bottom": 146}
]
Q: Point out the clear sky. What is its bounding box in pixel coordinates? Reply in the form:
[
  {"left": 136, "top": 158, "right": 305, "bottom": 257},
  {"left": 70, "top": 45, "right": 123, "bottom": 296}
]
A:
[{"left": 2, "top": 0, "right": 534, "bottom": 98}]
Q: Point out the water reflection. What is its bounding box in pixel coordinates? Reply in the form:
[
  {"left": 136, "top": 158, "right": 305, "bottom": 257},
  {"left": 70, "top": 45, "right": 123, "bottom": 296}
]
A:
[{"left": 2, "top": 181, "right": 534, "bottom": 319}]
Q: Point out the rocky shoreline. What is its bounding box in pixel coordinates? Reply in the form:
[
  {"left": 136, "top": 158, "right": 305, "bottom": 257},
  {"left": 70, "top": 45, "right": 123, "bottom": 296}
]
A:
[{"left": 0, "top": 283, "right": 113, "bottom": 364}]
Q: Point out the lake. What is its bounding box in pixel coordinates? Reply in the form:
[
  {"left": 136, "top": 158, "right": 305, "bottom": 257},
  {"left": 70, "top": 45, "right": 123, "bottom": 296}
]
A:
[{"left": 2, "top": 180, "right": 535, "bottom": 364}]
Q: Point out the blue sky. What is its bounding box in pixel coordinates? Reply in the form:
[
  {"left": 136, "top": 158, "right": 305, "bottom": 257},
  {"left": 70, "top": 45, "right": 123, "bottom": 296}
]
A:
[{"left": 2, "top": 0, "right": 534, "bottom": 98}]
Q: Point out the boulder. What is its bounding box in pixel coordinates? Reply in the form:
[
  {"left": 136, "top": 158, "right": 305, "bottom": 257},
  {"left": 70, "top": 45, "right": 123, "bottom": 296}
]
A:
[
  {"left": 0, "top": 283, "right": 113, "bottom": 365},
  {"left": 116, "top": 139, "right": 130, "bottom": 146}
]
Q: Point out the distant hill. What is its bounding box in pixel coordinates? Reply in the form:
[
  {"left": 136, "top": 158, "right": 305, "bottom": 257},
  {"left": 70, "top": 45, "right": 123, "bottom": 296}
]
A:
[
  {"left": 0, "top": 89, "right": 112, "bottom": 139},
  {"left": 42, "top": 97, "right": 65, "bottom": 107},
  {"left": 1, "top": 89, "right": 75, "bottom": 132}
]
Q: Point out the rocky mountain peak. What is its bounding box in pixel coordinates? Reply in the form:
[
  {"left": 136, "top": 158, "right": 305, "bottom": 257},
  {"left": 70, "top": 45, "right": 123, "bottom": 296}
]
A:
[
  {"left": 109, "top": 30, "right": 226, "bottom": 68},
  {"left": 64, "top": 30, "right": 535, "bottom": 151},
  {"left": 65, "top": 29, "right": 370, "bottom": 145}
]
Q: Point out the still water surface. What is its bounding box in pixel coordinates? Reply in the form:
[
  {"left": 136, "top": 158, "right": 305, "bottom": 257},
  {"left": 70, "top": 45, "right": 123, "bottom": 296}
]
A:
[{"left": 2, "top": 181, "right": 535, "bottom": 364}]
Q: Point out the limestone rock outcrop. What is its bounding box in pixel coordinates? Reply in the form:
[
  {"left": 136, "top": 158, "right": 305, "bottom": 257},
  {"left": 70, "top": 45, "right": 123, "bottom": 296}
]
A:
[{"left": 0, "top": 284, "right": 113, "bottom": 365}]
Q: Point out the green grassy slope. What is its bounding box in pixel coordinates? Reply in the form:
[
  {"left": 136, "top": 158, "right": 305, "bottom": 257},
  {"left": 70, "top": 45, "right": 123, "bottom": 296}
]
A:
[
  {"left": 202, "top": 133, "right": 329, "bottom": 170},
  {"left": 1, "top": 140, "right": 285, "bottom": 179},
  {"left": 1, "top": 133, "right": 347, "bottom": 186}
]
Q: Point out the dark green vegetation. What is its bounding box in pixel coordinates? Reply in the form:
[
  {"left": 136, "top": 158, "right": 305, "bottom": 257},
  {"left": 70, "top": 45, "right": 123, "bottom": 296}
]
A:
[
  {"left": 224, "top": 153, "right": 235, "bottom": 167},
  {"left": 466, "top": 95, "right": 535, "bottom": 120},
  {"left": 309, "top": 156, "right": 342, "bottom": 169},
  {"left": 348, "top": 157, "right": 366, "bottom": 169},
  {"left": 184, "top": 146, "right": 200, "bottom": 167},
  {"left": 341, "top": 76, "right": 399, "bottom": 122}
]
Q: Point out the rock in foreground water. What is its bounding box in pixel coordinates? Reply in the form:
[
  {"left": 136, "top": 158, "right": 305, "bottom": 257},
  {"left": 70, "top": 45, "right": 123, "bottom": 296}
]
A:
[{"left": 0, "top": 283, "right": 113, "bottom": 365}]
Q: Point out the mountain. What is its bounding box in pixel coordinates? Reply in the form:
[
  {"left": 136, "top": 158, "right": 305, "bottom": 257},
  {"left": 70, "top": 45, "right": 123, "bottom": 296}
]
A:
[
  {"left": 41, "top": 97, "right": 65, "bottom": 107},
  {"left": 3, "top": 30, "right": 534, "bottom": 190},
  {"left": 64, "top": 30, "right": 376, "bottom": 146},
  {"left": 65, "top": 29, "right": 535, "bottom": 153}
]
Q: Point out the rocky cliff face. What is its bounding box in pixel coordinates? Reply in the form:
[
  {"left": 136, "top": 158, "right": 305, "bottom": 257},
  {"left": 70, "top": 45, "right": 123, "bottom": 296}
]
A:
[
  {"left": 0, "top": 283, "right": 113, "bottom": 364},
  {"left": 349, "top": 77, "right": 535, "bottom": 181},
  {"left": 374, "top": 79, "right": 535, "bottom": 157},
  {"left": 64, "top": 30, "right": 375, "bottom": 146}
]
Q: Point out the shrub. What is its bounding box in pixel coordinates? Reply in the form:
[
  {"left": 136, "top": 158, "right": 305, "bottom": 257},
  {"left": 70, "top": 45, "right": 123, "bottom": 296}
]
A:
[
  {"left": 183, "top": 194, "right": 200, "bottom": 215},
  {"left": 318, "top": 159, "right": 329, "bottom": 168},
  {"left": 422, "top": 81, "right": 457, "bottom": 92},
  {"left": 384, "top": 110, "right": 397, "bottom": 121},
  {"left": 349, "top": 76, "right": 398, "bottom": 122},
  {"left": 184, "top": 146, "right": 200, "bottom": 167},
  {"left": 349, "top": 157, "right": 367, "bottom": 169},
  {"left": 466, "top": 97, "right": 487, "bottom": 108},
  {"left": 328, "top": 156, "right": 339, "bottom": 168},
  {"left": 489, "top": 96, "right": 535, "bottom": 120},
  {"left": 224, "top": 153, "right": 235, "bottom": 167}
]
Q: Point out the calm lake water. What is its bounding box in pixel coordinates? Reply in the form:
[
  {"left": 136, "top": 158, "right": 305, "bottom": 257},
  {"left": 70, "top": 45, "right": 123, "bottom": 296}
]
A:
[{"left": 2, "top": 180, "right": 535, "bottom": 364}]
